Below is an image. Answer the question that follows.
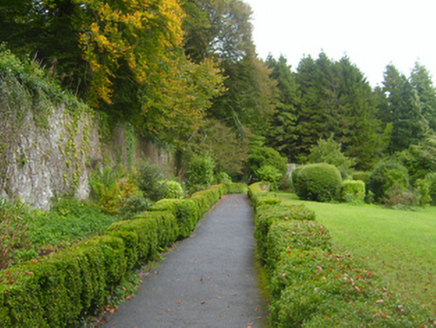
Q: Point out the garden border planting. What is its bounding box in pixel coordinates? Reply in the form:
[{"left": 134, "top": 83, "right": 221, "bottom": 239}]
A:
[
  {"left": 0, "top": 183, "right": 247, "bottom": 327},
  {"left": 247, "top": 182, "right": 436, "bottom": 327}
]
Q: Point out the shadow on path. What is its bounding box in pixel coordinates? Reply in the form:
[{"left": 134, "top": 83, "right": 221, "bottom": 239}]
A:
[{"left": 101, "top": 194, "right": 269, "bottom": 328}]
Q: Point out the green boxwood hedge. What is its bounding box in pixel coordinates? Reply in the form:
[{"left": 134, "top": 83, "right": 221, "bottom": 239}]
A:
[
  {"left": 0, "top": 183, "right": 245, "bottom": 327},
  {"left": 342, "top": 180, "right": 365, "bottom": 203},
  {"left": 254, "top": 204, "right": 315, "bottom": 263},
  {"left": 297, "top": 163, "right": 342, "bottom": 202},
  {"left": 247, "top": 183, "right": 436, "bottom": 327}
]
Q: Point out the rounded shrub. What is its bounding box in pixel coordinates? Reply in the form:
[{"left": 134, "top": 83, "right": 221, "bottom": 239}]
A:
[
  {"left": 342, "top": 180, "right": 365, "bottom": 203},
  {"left": 161, "top": 181, "right": 185, "bottom": 199},
  {"left": 296, "top": 163, "right": 342, "bottom": 202},
  {"left": 368, "top": 160, "right": 409, "bottom": 203}
]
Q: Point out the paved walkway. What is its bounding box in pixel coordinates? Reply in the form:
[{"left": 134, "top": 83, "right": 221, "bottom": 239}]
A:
[{"left": 101, "top": 194, "right": 269, "bottom": 328}]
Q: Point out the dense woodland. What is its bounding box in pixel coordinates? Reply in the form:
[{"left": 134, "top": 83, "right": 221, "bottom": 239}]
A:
[{"left": 1, "top": 0, "right": 436, "bottom": 197}]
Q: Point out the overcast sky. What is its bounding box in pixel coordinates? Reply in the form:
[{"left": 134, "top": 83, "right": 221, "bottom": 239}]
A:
[{"left": 244, "top": 0, "right": 436, "bottom": 88}]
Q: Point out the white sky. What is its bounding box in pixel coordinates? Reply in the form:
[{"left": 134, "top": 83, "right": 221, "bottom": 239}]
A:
[{"left": 244, "top": 0, "right": 436, "bottom": 88}]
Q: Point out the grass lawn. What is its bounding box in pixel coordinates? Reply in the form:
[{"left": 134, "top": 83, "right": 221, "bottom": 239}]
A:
[{"left": 278, "top": 192, "right": 436, "bottom": 314}]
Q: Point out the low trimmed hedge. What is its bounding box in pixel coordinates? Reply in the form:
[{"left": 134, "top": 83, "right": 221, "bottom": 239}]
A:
[
  {"left": 254, "top": 204, "right": 315, "bottom": 263},
  {"left": 342, "top": 179, "right": 365, "bottom": 203},
  {"left": 0, "top": 183, "right": 246, "bottom": 327},
  {"left": 248, "top": 183, "right": 436, "bottom": 327}
]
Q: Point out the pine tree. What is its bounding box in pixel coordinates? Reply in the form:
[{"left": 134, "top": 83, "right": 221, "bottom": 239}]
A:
[
  {"left": 410, "top": 62, "right": 436, "bottom": 131},
  {"left": 389, "top": 79, "right": 429, "bottom": 153},
  {"left": 265, "top": 55, "right": 300, "bottom": 161}
]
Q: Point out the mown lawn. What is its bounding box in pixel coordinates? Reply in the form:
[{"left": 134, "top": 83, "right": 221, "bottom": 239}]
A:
[{"left": 278, "top": 192, "right": 436, "bottom": 314}]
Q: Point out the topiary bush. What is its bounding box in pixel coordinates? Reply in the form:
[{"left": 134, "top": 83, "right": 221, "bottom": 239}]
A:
[
  {"left": 160, "top": 180, "right": 185, "bottom": 199},
  {"left": 296, "top": 164, "right": 342, "bottom": 202},
  {"left": 368, "top": 160, "right": 409, "bottom": 203},
  {"left": 342, "top": 180, "right": 365, "bottom": 203}
]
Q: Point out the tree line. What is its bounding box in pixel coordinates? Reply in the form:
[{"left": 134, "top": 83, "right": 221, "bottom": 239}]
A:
[{"left": 1, "top": 0, "right": 436, "bottom": 178}]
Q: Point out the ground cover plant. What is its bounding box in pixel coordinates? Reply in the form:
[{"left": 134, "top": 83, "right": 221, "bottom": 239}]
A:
[
  {"left": 0, "top": 196, "right": 118, "bottom": 269},
  {"left": 278, "top": 191, "right": 436, "bottom": 315}
]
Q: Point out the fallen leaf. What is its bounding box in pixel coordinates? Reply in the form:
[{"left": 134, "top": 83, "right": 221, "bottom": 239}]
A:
[
  {"left": 201, "top": 302, "right": 206, "bottom": 305},
  {"left": 158, "top": 312, "right": 163, "bottom": 315},
  {"left": 176, "top": 300, "right": 182, "bottom": 304}
]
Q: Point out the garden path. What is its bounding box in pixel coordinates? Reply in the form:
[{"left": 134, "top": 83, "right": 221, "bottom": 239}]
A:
[{"left": 100, "top": 194, "right": 268, "bottom": 328}]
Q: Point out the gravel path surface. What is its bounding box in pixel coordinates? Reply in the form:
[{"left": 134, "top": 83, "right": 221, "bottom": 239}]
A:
[{"left": 101, "top": 194, "right": 269, "bottom": 328}]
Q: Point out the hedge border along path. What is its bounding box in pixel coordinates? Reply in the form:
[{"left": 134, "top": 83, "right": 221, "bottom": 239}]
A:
[
  {"left": 0, "top": 183, "right": 247, "bottom": 327},
  {"left": 248, "top": 182, "right": 436, "bottom": 328},
  {"left": 101, "top": 193, "right": 269, "bottom": 328}
]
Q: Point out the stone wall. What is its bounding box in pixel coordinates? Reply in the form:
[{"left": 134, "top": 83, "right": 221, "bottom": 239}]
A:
[{"left": 0, "top": 84, "right": 172, "bottom": 210}]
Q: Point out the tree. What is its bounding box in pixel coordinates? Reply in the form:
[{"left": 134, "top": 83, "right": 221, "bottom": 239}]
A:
[
  {"left": 287, "top": 52, "right": 383, "bottom": 168},
  {"left": 0, "top": 0, "right": 87, "bottom": 93},
  {"left": 381, "top": 64, "right": 404, "bottom": 125},
  {"left": 208, "top": 52, "right": 277, "bottom": 136},
  {"left": 333, "top": 56, "right": 384, "bottom": 169},
  {"left": 181, "top": 0, "right": 255, "bottom": 62},
  {"left": 410, "top": 62, "right": 436, "bottom": 131},
  {"left": 293, "top": 54, "right": 327, "bottom": 161},
  {"left": 389, "top": 79, "right": 429, "bottom": 153},
  {"left": 183, "top": 119, "right": 250, "bottom": 178},
  {"left": 265, "top": 55, "right": 300, "bottom": 161},
  {"left": 1, "top": 0, "right": 227, "bottom": 145},
  {"left": 397, "top": 133, "right": 436, "bottom": 182},
  {"left": 306, "top": 136, "right": 355, "bottom": 178}
]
